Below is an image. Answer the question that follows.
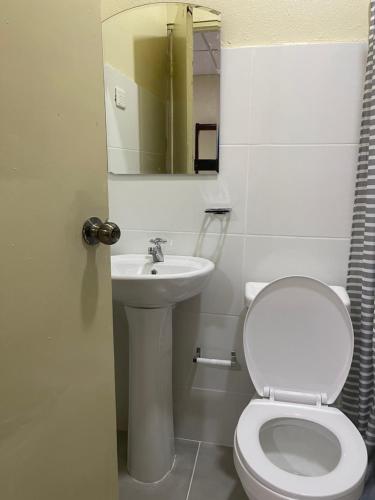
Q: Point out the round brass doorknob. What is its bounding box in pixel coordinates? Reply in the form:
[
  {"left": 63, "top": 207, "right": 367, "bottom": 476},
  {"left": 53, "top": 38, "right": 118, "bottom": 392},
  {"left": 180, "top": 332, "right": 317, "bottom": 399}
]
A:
[{"left": 82, "top": 217, "right": 121, "bottom": 246}]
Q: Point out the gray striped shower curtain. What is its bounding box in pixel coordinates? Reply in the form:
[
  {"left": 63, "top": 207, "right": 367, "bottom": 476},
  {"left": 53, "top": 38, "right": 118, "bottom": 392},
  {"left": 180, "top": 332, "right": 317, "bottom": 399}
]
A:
[{"left": 341, "top": 2, "right": 375, "bottom": 453}]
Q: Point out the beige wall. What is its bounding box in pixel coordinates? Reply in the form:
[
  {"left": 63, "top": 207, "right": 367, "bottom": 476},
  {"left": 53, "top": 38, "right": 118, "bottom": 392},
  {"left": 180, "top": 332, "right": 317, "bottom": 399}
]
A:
[
  {"left": 102, "top": 0, "right": 369, "bottom": 46},
  {"left": 102, "top": 4, "right": 170, "bottom": 173},
  {"left": 102, "top": 4, "right": 169, "bottom": 98}
]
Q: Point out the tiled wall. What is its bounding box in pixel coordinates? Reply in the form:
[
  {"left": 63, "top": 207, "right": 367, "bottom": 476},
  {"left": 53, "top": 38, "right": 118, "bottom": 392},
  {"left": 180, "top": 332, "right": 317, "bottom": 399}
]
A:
[
  {"left": 104, "top": 64, "right": 167, "bottom": 174},
  {"left": 109, "top": 42, "right": 367, "bottom": 445}
]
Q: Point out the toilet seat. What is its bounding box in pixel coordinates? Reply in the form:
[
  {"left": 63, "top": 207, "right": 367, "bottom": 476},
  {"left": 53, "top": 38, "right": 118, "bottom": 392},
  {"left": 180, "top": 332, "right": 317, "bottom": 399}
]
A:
[
  {"left": 243, "top": 276, "right": 354, "bottom": 405},
  {"left": 235, "top": 276, "right": 367, "bottom": 500},
  {"left": 235, "top": 399, "right": 367, "bottom": 499}
]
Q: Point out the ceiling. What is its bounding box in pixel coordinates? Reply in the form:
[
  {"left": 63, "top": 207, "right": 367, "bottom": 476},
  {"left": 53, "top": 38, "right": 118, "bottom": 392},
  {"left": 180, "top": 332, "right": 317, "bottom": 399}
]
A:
[{"left": 193, "top": 30, "right": 220, "bottom": 76}]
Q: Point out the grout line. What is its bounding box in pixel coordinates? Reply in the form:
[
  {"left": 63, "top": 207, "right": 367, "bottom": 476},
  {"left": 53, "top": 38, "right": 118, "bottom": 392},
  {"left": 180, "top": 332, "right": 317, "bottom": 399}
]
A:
[
  {"left": 177, "top": 436, "right": 235, "bottom": 449},
  {"left": 243, "top": 146, "right": 251, "bottom": 235},
  {"left": 241, "top": 147, "right": 251, "bottom": 300},
  {"left": 107, "top": 144, "right": 360, "bottom": 153},
  {"left": 189, "top": 386, "right": 253, "bottom": 397},
  {"left": 176, "top": 311, "right": 244, "bottom": 319},
  {"left": 185, "top": 441, "right": 201, "bottom": 500},
  {"left": 177, "top": 436, "right": 234, "bottom": 448},
  {"left": 107, "top": 144, "right": 361, "bottom": 153},
  {"left": 117, "top": 228, "right": 351, "bottom": 241},
  {"left": 195, "top": 439, "right": 234, "bottom": 449},
  {"left": 219, "top": 143, "right": 359, "bottom": 147},
  {"left": 176, "top": 436, "right": 201, "bottom": 445},
  {"left": 246, "top": 50, "right": 255, "bottom": 143}
]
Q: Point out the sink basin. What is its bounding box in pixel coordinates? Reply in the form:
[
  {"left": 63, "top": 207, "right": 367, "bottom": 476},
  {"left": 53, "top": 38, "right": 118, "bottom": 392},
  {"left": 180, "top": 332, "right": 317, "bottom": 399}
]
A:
[
  {"left": 111, "top": 253, "right": 214, "bottom": 483},
  {"left": 111, "top": 254, "right": 214, "bottom": 308}
]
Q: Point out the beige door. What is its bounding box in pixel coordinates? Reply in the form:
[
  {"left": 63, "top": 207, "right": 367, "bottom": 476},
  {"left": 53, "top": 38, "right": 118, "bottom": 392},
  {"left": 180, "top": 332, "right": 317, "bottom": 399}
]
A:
[
  {"left": 171, "top": 5, "right": 194, "bottom": 173},
  {"left": 0, "top": 1, "right": 118, "bottom": 499}
]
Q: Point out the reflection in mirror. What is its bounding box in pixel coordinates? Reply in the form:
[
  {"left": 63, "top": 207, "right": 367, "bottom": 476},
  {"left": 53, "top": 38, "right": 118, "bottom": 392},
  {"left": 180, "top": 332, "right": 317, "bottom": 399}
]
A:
[{"left": 102, "top": 4, "right": 221, "bottom": 175}]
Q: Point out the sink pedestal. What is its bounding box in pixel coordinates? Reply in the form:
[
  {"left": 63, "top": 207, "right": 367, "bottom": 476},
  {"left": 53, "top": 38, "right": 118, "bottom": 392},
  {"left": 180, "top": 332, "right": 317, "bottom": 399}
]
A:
[
  {"left": 125, "top": 305, "right": 175, "bottom": 483},
  {"left": 112, "top": 254, "right": 214, "bottom": 482}
]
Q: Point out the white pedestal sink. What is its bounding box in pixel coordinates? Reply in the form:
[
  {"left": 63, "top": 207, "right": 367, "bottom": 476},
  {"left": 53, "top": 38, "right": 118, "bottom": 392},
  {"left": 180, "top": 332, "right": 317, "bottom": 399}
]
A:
[{"left": 111, "top": 254, "right": 214, "bottom": 483}]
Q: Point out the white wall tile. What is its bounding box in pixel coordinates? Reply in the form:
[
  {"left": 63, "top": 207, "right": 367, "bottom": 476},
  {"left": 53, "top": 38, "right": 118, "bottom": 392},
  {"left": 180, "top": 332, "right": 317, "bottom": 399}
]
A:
[
  {"left": 108, "top": 145, "right": 248, "bottom": 235},
  {"left": 243, "top": 235, "right": 351, "bottom": 286},
  {"left": 109, "top": 42, "right": 363, "bottom": 445},
  {"left": 246, "top": 145, "right": 357, "bottom": 238},
  {"left": 104, "top": 64, "right": 139, "bottom": 150},
  {"left": 173, "top": 311, "right": 253, "bottom": 395},
  {"left": 220, "top": 48, "right": 253, "bottom": 145},
  {"left": 177, "top": 234, "right": 245, "bottom": 316},
  {"left": 248, "top": 43, "right": 366, "bottom": 144},
  {"left": 113, "top": 230, "right": 246, "bottom": 316},
  {"left": 107, "top": 147, "right": 141, "bottom": 175},
  {"left": 174, "top": 387, "right": 251, "bottom": 446},
  {"left": 104, "top": 64, "right": 168, "bottom": 174}
]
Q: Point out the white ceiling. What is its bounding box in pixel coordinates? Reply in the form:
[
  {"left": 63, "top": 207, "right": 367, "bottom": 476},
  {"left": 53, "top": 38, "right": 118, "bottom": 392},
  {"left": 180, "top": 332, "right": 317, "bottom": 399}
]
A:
[{"left": 193, "top": 30, "right": 220, "bottom": 75}]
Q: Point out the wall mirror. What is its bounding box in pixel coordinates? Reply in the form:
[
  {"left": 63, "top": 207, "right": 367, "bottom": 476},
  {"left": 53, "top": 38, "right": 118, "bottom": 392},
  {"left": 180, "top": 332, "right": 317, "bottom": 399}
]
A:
[{"left": 102, "top": 3, "right": 221, "bottom": 175}]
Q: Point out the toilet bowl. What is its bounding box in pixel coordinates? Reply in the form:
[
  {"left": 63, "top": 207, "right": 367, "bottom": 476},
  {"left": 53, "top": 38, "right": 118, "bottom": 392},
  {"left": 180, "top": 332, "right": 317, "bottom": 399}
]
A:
[{"left": 234, "top": 276, "right": 368, "bottom": 500}]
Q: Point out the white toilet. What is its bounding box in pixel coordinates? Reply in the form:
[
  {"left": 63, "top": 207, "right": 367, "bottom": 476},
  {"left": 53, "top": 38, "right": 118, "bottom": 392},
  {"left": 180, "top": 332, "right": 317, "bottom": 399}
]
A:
[{"left": 234, "top": 276, "right": 368, "bottom": 500}]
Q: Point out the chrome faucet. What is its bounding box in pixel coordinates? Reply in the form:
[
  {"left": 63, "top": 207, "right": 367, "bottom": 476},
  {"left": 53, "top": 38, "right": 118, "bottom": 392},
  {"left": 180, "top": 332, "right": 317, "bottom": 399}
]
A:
[{"left": 148, "top": 238, "right": 167, "bottom": 263}]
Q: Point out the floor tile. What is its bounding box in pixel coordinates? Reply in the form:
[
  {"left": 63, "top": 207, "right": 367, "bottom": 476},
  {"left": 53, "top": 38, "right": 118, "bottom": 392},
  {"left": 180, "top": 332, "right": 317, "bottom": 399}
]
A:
[
  {"left": 174, "top": 388, "right": 251, "bottom": 446},
  {"left": 118, "top": 433, "right": 199, "bottom": 500},
  {"left": 188, "top": 443, "right": 247, "bottom": 500}
]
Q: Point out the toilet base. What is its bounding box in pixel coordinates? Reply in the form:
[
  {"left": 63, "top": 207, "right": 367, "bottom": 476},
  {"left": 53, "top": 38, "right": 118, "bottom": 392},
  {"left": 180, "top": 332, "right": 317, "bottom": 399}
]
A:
[{"left": 233, "top": 433, "right": 364, "bottom": 500}]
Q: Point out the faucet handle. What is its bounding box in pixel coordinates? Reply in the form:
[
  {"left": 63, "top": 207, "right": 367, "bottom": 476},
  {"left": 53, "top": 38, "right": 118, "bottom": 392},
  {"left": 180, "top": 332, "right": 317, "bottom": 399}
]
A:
[{"left": 150, "top": 238, "right": 167, "bottom": 245}]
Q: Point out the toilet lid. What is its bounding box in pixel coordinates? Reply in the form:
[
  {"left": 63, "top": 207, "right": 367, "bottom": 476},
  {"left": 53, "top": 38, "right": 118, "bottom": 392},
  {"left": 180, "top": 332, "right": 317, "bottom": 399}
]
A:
[{"left": 244, "top": 276, "right": 353, "bottom": 404}]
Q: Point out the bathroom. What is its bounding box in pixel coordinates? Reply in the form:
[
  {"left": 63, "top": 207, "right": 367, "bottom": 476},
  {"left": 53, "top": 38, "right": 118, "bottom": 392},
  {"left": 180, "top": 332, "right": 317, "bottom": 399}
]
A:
[{"left": 1, "top": 0, "right": 374, "bottom": 499}]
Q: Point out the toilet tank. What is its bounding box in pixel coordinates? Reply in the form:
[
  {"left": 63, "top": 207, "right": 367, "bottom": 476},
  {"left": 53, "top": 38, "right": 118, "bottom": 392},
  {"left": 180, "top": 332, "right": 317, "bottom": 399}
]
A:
[{"left": 245, "top": 281, "right": 351, "bottom": 312}]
